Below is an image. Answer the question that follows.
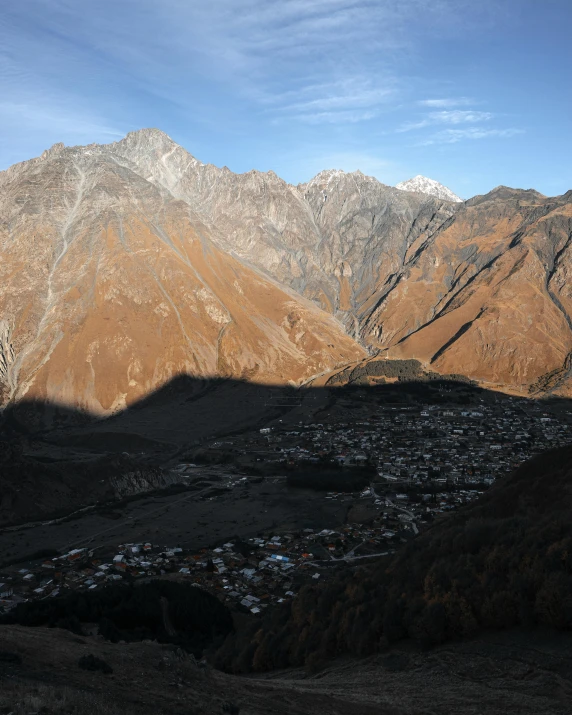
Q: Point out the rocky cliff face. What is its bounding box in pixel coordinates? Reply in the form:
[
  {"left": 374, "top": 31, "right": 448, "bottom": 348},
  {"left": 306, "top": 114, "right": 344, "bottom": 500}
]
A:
[
  {"left": 109, "top": 131, "right": 460, "bottom": 338},
  {"left": 109, "top": 468, "right": 185, "bottom": 499},
  {"left": 297, "top": 170, "right": 457, "bottom": 338},
  {"left": 1, "top": 128, "right": 571, "bottom": 409}
]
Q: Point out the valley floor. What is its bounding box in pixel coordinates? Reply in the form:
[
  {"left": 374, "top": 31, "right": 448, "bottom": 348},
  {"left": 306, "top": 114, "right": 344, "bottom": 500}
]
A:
[{"left": 0, "top": 469, "right": 348, "bottom": 568}]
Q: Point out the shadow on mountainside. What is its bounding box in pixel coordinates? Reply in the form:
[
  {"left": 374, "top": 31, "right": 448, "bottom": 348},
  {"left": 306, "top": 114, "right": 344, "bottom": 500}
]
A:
[{"left": 1, "top": 367, "right": 571, "bottom": 528}]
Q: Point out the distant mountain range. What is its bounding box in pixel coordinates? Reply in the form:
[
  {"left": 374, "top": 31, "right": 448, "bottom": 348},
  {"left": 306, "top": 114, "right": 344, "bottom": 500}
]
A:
[{"left": 1, "top": 127, "right": 571, "bottom": 415}]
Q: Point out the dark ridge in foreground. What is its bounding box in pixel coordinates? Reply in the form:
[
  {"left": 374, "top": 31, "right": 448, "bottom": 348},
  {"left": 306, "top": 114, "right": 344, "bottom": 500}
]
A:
[
  {"left": 3, "top": 622, "right": 571, "bottom": 714},
  {"left": 214, "top": 445, "right": 572, "bottom": 673}
]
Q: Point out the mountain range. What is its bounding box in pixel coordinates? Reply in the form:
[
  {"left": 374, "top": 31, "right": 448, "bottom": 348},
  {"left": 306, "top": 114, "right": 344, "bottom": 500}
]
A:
[{"left": 1, "top": 127, "right": 571, "bottom": 416}]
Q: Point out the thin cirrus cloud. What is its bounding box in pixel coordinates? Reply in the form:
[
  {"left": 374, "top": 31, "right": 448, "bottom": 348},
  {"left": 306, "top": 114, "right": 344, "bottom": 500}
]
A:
[
  {"left": 0, "top": 0, "right": 500, "bottom": 148},
  {"left": 0, "top": 95, "right": 123, "bottom": 145},
  {"left": 292, "top": 110, "right": 378, "bottom": 125},
  {"left": 419, "top": 127, "right": 525, "bottom": 145},
  {"left": 0, "top": 0, "right": 442, "bottom": 140},
  {"left": 399, "top": 110, "right": 494, "bottom": 132},
  {"left": 399, "top": 105, "right": 524, "bottom": 147},
  {"left": 279, "top": 84, "right": 394, "bottom": 113},
  {"left": 418, "top": 98, "right": 476, "bottom": 108},
  {"left": 269, "top": 80, "right": 395, "bottom": 124}
]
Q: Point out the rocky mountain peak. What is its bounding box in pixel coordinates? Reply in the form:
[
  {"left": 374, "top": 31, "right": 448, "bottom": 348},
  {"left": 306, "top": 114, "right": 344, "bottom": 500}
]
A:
[
  {"left": 301, "top": 169, "right": 383, "bottom": 194},
  {"left": 489, "top": 185, "right": 545, "bottom": 200},
  {"left": 41, "top": 142, "right": 66, "bottom": 160},
  {"left": 465, "top": 185, "right": 547, "bottom": 207},
  {"left": 120, "top": 127, "right": 177, "bottom": 147},
  {"left": 307, "top": 169, "right": 347, "bottom": 184},
  {"left": 111, "top": 127, "right": 190, "bottom": 161},
  {"left": 396, "top": 175, "right": 462, "bottom": 203},
  {"left": 106, "top": 128, "right": 205, "bottom": 196}
]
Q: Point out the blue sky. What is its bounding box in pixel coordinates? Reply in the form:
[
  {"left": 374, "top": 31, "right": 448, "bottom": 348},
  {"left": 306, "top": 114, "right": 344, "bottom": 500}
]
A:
[{"left": 0, "top": 0, "right": 570, "bottom": 198}]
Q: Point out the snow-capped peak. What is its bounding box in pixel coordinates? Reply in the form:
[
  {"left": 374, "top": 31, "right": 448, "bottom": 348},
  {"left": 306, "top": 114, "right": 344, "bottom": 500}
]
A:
[{"left": 396, "top": 175, "right": 462, "bottom": 203}]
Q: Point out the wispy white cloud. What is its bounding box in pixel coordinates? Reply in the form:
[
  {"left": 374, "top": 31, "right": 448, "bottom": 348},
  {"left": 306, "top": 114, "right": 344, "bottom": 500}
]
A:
[
  {"left": 0, "top": 0, "right": 480, "bottom": 131},
  {"left": 0, "top": 11, "right": 124, "bottom": 155},
  {"left": 418, "top": 97, "right": 475, "bottom": 108},
  {"left": 295, "top": 109, "right": 378, "bottom": 125},
  {"left": 431, "top": 110, "right": 494, "bottom": 124},
  {"left": 399, "top": 109, "right": 494, "bottom": 132},
  {"left": 166, "top": 1, "right": 420, "bottom": 125},
  {"left": 281, "top": 84, "right": 394, "bottom": 114},
  {"left": 419, "top": 127, "right": 525, "bottom": 145},
  {"left": 0, "top": 0, "right": 507, "bottom": 175},
  {"left": 271, "top": 78, "right": 394, "bottom": 124}
]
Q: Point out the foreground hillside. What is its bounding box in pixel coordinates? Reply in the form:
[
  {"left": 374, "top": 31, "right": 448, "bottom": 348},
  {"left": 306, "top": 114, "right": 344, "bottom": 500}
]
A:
[
  {"left": 3, "top": 397, "right": 572, "bottom": 713},
  {"left": 215, "top": 445, "right": 572, "bottom": 672},
  {"left": 2, "top": 622, "right": 572, "bottom": 714},
  {"left": 2, "top": 387, "right": 570, "bottom": 715}
]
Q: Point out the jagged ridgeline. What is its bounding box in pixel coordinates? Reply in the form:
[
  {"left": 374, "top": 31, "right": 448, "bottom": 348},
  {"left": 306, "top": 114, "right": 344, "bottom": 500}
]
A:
[{"left": 1, "top": 129, "right": 572, "bottom": 418}]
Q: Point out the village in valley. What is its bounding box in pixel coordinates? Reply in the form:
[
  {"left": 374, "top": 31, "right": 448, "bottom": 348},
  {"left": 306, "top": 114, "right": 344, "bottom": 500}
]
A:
[{"left": 1, "top": 392, "right": 571, "bottom": 618}]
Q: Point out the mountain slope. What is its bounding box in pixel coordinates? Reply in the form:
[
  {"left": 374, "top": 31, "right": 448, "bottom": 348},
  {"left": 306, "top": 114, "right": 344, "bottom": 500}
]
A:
[
  {"left": 109, "top": 130, "right": 460, "bottom": 338},
  {"left": 110, "top": 131, "right": 572, "bottom": 394},
  {"left": 396, "top": 175, "right": 462, "bottom": 202},
  {"left": 374, "top": 187, "right": 572, "bottom": 393},
  {"left": 0, "top": 139, "right": 364, "bottom": 414},
  {"left": 4, "top": 622, "right": 570, "bottom": 715},
  {"left": 1, "top": 129, "right": 572, "bottom": 410}
]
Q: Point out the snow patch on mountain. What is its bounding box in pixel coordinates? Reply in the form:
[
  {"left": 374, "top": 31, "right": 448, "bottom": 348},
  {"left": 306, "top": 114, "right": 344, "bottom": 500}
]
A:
[{"left": 396, "top": 175, "right": 462, "bottom": 203}]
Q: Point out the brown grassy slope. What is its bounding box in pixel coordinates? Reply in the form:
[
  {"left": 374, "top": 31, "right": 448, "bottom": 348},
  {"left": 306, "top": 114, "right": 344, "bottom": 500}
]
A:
[{"left": 375, "top": 191, "right": 572, "bottom": 392}]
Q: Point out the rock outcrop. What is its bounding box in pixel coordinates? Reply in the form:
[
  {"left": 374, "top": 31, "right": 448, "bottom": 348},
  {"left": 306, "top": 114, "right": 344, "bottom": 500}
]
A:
[{"left": 0, "top": 444, "right": 170, "bottom": 527}]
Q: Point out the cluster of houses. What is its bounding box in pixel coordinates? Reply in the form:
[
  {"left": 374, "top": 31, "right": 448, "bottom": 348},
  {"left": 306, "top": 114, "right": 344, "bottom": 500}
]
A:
[
  {"left": 235, "top": 400, "right": 570, "bottom": 489},
  {"left": 1, "top": 398, "right": 569, "bottom": 616},
  {"left": 0, "top": 522, "right": 404, "bottom": 614},
  {"left": 0, "top": 477, "right": 530, "bottom": 616}
]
